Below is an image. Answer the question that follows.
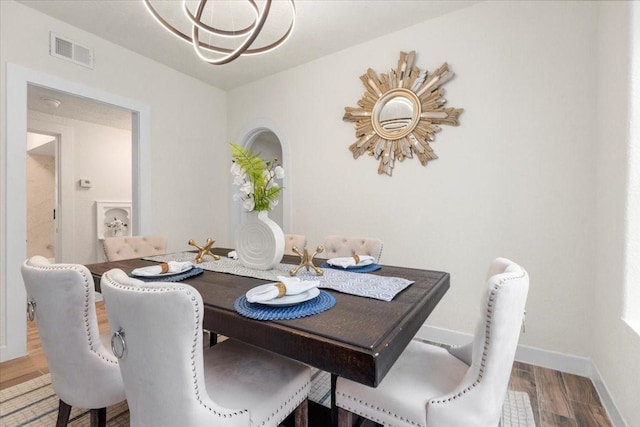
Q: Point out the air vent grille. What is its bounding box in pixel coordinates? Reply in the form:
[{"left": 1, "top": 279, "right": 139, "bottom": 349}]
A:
[{"left": 50, "top": 32, "right": 94, "bottom": 69}]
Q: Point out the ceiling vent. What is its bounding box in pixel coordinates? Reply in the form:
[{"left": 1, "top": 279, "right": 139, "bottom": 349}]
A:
[{"left": 50, "top": 32, "right": 94, "bottom": 69}]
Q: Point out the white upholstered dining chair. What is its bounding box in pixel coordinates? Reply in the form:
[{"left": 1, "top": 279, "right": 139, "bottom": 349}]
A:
[
  {"left": 322, "top": 235, "right": 384, "bottom": 262},
  {"left": 102, "top": 234, "right": 167, "bottom": 261},
  {"left": 21, "top": 256, "right": 126, "bottom": 427},
  {"left": 284, "top": 234, "right": 307, "bottom": 255},
  {"left": 335, "top": 257, "right": 529, "bottom": 427},
  {"left": 101, "top": 268, "right": 311, "bottom": 427}
]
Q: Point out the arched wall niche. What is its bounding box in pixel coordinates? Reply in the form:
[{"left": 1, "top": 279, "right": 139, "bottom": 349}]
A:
[{"left": 232, "top": 121, "right": 292, "bottom": 237}]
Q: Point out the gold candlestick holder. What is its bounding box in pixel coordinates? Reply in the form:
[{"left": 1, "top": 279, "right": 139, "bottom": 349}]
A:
[
  {"left": 289, "top": 245, "right": 324, "bottom": 276},
  {"left": 188, "top": 238, "right": 221, "bottom": 263}
]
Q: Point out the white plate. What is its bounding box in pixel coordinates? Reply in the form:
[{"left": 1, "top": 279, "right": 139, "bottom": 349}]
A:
[
  {"left": 246, "top": 283, "right": 320, "bottom": 307},
  {"left": 131, "top": 264, "right": 194, "bottom": 278}
]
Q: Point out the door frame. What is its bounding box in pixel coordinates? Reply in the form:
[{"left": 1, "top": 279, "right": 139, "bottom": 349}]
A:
[{"left": 1, "top": 63, "right": 151, "bottom": 362}]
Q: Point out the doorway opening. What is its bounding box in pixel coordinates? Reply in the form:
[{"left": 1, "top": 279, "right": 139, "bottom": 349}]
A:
[
  {"left": 26, "top": 131, "right": 58, "bottom": 261},
  {"left": 27, "top": 83, "right": 134, "bottom": 265},
  {"left": 2, "top": 63, "right": 151, "bottom": 363}
]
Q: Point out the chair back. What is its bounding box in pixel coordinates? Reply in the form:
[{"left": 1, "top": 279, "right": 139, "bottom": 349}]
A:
[
  {"left": 322, "top": 235, "right": 383, "bottom": 262},
  {"left": 428, "top": 257, "right": 529, "bottom": 426},
  {"left": 101, "top": 269, "right": 250, "bottom": 426},
  {"left": 102, "top": 235, "right": 167, "bottom": 261},
  {"left": 284, "top": 234, "right": 307, "bottom": 255},
  {"left": 20, "top": 256, "right": 125, "bottom": 409}
]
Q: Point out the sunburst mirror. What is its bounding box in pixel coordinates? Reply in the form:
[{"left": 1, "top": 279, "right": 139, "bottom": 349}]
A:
[{"left": 343, "top": 51, "right": 463, "bottom": 175}]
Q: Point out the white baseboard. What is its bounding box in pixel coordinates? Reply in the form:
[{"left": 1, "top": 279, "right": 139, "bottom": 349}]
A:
[
  {"left": 590, "top": 363, "right": 629, "bottom": 427},
  {"left": 416, "top": 325, "right": 628, "bottom": 427}
]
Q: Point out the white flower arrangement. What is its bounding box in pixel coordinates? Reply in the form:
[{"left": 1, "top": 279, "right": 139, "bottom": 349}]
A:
[
  {"left": 230, "top": 143, "right": 284, "bottom": 212},
  {"left": 106, "top": 217, "right": 127, "bottom": 233}
]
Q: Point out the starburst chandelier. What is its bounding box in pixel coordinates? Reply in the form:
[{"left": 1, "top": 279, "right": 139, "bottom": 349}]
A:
[{"left": 143, "top": 0, "right": 295, "bottom": 65}]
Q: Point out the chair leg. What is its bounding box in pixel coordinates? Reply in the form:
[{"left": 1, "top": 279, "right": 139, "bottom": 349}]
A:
[
  {"left": 56, "top": 400, "right": 72, "bottom": 427},
  {"left": 90, "top": 407, "right": 107, "bottom": 427},
  {"left": 294, "top": 398, "right": 308, "bottom": 427},
  {"left": 337, "top": 407, "right": 353, "bottom": 427}
]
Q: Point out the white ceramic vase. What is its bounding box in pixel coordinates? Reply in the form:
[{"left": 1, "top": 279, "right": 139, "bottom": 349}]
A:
[{"left": 236, "top": 210, "right": 285, "bottom": 270}]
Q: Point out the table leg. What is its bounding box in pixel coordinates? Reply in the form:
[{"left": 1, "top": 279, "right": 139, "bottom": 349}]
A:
[
  {"left": 331, "top": 373, "right": 338, "bottom": 426},
  {"left": 205, "top": 330, "right": 217, "bottom": 347}
]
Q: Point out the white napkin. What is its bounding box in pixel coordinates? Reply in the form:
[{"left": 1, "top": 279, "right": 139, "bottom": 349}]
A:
[
  {"left": 327, "top": 255, "right": 375, "bottom": 269},
  {"left": 246, "top": 276, "right": 318, "bottom": 303},
  {"left": 131, "top": 261, "right": 194, "bottom": 277}
]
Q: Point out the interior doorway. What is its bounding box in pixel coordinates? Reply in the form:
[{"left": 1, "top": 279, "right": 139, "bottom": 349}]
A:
[
  {"left": 2, "top": 63, "right": 152, "bottom": 363},
  {"left": 27, "top": 83, "right": 134, "bottom": 265},
  {"left": 26, "top": 131, "right": 58, "bottom": 261}
]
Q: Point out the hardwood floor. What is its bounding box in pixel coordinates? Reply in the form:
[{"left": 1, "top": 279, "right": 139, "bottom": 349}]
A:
[
  {"left": 510, "top": 361, "right": 613, "bottom": 426},
  {"left": 0, "top": 302, "right": 613, "bottom": 427}
]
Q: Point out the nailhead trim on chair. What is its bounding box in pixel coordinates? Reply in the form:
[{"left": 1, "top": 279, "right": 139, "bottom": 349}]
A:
[
  {"left": 27, "top": 261, "right": 118, "bottom": 366},
  {"left": 428, "top": 268, "right": 527, "bottom": 407},
  {"left": 103, "top": 275, "right": 309, "bottom": 425},
  {"left": 103, "top": 274, "right": 249, "bottom": 419},
  {"left": 334, "top": 394, "right": 423, "bottom": 426},
  {"left": 336, "top": 267, "right": 526, "bottom": 426},
  {"left": 104, "top": 274, "right": 311, "bottom": 425}
]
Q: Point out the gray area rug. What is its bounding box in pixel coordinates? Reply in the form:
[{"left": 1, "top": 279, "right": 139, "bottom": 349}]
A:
[{"left": 0, "top": 374, "right": 128, "bottom": 426}]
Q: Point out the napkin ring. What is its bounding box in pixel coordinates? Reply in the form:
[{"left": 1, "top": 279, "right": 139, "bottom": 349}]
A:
[
  {"left": 275, "top": 282, "right": 287, "bottom": 298},
  {"left": 160, "top": 263, "right": 169, "bottom": 274}
]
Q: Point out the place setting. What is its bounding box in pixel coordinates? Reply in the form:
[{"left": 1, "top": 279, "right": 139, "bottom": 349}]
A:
[
  {"left": 321, "top": 254, "right": 382, "bottom": 273},
  {"left": 234, "top": 276, "right": 336, "bottom": 320},
  {"left": 130, "top": 260, "right": 204, "bottom": 282}
]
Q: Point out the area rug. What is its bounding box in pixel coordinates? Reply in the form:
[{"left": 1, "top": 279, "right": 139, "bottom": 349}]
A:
[
  {"left": 0, "top": 374, "right": 129, "bottom": 427},
  {"left": 310, "top": 368, "right": 537, "bottom": 427}
]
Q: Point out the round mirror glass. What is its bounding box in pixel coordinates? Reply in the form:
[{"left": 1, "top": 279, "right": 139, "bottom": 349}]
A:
[
  {"left": 378, "top": 95, "right": 414, "bottom": 133},
  {"left": 371, "top": 88, "right": 421, "bottom": 140}
]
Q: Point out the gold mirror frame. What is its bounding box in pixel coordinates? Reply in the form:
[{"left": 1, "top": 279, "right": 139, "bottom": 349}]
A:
[{"left": 343, "top": 51, "right": 463, "bottom": 175}]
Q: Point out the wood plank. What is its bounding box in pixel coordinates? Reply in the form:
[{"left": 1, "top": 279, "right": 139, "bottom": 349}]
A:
[
  {"left": 535, "top": 365, "right": 575, "bottom": 419},
  {"left": 573, "top": 402, "right": 612, "bottom": 427},
  {"left": 562, "top": 372, "right": 601, "bottom": 405},
  {"left": 572, "top": 402, "right": 613, "bottom": 427},
  {"left": 508, "top": 366, "right": 541, "bottom": 427},
  {"left": 540, "top": 411, "right": 578, "bottom": 427},
  {"left": 0, "top": 355, "right": 43, "bottom": 389},
  {"left": 513, "top": 360, "right": 534, "bottom": 373}
]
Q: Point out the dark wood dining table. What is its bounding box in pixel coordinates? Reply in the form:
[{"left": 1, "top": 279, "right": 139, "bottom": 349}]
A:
[{"left": 85, "top": 248, "right": 450, "bottom": 426}]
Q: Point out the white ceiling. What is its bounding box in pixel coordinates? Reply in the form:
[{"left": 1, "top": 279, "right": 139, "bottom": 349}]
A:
[
  {"left": 17, "top": 0, "right": 480, "bottom": 91},
  {"left": 28, "top": 84, "right": 133, "bottom": 130}
]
